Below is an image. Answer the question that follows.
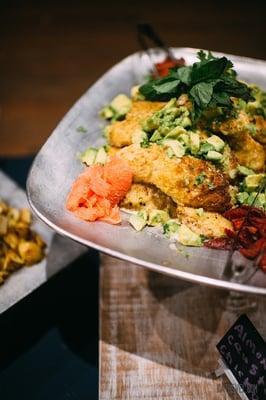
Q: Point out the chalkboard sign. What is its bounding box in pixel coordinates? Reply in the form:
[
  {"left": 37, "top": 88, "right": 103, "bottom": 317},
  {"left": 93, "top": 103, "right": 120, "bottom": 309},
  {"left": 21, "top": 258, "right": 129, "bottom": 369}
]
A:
[{"left": 217, "top": 314, "right": 266, "bottom": 400}]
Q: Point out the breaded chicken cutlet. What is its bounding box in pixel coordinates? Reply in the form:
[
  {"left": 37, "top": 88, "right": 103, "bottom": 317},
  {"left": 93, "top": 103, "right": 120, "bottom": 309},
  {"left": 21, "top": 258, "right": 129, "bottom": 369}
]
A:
[
  {"left": 118, "top": 144, "right": 231, "bottom": 212},
  {"left": 106, "top": 101, "right": 165, "bottom": 147}
]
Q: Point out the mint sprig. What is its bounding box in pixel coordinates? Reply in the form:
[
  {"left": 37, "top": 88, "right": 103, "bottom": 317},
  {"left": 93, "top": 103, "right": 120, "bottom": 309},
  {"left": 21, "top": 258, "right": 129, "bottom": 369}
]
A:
[{"left": 139, "top": 51, "right": 254, "bottom": 121}]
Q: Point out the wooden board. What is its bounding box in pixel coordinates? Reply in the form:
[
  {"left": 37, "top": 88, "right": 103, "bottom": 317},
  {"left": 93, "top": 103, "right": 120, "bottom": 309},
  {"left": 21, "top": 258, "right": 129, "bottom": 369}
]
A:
[{"left": 100, "top": 255, "right": 266, "bottom": 399}]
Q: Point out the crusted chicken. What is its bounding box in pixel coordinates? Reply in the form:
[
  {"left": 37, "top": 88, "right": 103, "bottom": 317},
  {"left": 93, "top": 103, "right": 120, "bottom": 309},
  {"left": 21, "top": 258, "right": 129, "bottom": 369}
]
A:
[
  {"left": 251, "top": 115, "right": 266, "bottom": 145},
  {"left": 120, "top": 183, "right": 176, "bottom": 217},
  {"left": 176, "top": 206, "right": 233, "bottom": 238},
  {"left": 227, "top": 132, "right": 265, "bottom": 172},
  {"left": 106, "top": 100, "right": 165, "bottom": 147},
  {"left": 211, "top": 111, "right": 265, "bottom": 171},
  {"left": 118, "top": 144, "right": 231, "bottom": 212}
]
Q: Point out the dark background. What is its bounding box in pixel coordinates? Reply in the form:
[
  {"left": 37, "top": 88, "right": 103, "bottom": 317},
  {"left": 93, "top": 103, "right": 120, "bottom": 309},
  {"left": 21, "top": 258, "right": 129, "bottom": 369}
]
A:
[{"left": 1, "top": 0, "right": 266, "bottom": 156}]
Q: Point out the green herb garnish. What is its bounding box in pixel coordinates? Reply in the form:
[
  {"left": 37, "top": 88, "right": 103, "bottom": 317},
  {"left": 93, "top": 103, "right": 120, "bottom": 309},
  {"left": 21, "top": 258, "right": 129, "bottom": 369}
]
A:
[
  {"left": 140, "top": 137, "right": 150, "bottom": 148},
  {"left": 76, "top": 126, "right": 87, "bottom": 133},
  {"left": 139, "top": 51, "right": 254, "bottom": 122},
  {"left": 195, "top": 172, "right": 206, "bottom": 185}
]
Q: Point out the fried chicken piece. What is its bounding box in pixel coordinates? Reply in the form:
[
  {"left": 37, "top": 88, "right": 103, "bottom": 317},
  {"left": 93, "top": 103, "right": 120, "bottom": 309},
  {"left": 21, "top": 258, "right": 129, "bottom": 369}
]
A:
[
  {"left": 211, "top": 111, "right": 265, "bottom": 171},
  {"left": 120, "top": 183, "right": 176, "bottom": 217},
  {"left": 251, "top": 115, "right": 266, "bottom": 145},
  {"left": 176, "top": 206, "right": 233, "bottom": 238},
  {"left": 227, "top": 132, "right": 265, "bottom": 172},
  {"left": 106, "top": 101, "right": 165, "bottom": 147},
  {"left": 118, "top": 144, "right": 231, "bottom": 212}
]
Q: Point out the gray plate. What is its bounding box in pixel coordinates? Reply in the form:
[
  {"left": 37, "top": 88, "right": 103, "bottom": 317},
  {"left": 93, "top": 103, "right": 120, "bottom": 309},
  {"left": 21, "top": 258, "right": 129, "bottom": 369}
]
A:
[
  {"left": 27, "top": 48, "right": 266, "bottom": 295},
  {"left": 0, "top": 171, "right": 86, "bottom": 313}
]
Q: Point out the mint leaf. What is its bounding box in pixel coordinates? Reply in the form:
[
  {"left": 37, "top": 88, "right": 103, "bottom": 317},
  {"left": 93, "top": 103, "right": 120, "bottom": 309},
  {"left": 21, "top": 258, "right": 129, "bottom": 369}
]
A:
[
  {"left": 170, "top": 66, "right": 192, "bottom": 85},
  {"left": 139, "top": 77, "right": 181, "bottom": 101},
  {"left": 215, "top": 77, "right": 254, "bottom": 102},
  {"left": 211, "top": 91, "right": 231, "bottom": 106},
  {"left": 154, "top": 79, "right": 180, "bottom": 94},
  {"left": 191, "top": 57, "right": 228, "bottom": 84},
  {"left": 190, "top": 82, "right": 213, "bottom": 108},
  {"left": 197, "top": 50, "right": 216, "bottom": 63}
]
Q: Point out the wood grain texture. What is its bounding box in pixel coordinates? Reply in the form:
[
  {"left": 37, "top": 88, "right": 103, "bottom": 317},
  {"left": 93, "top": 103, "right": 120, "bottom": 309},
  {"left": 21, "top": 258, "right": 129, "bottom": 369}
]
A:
[
  {"left": 100, "top": 255, "right": 266, "bottom": 399},
  {"left": 1, "top": 1, "right": 265, "bottom": 156}
]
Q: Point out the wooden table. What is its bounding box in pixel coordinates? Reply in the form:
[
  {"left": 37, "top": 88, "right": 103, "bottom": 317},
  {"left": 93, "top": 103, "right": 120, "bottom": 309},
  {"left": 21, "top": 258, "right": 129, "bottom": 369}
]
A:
[{"left": 100, "top": 255, "right": 266, "bottom": 399}]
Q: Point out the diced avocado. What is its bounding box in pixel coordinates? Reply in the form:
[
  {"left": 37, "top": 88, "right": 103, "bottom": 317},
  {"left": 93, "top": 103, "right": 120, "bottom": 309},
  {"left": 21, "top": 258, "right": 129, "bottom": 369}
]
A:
[
  {"left": 148, "top": 210, "right": 169, "bottom": 226},
  {"left": 163, "top": 220, "right": 180, "bottom": 238},
  {"left": 254, "top": 193, "right": 266, "bottom": 209},
  {"left": 180, "top": 116, "right": 192, "bottom": 128},
  {"left": 246, "top": 124, "right": 257, "bottom": 136},
  {"left": 177, "top": 224, "right": 203, "bottom": 247},
  {"left": 132, "top": 129, "right": 148, "bottom": 145},
  {"left": 199, "top": 142, "right": 214, "bottom": 155},
  {"left": 178, "top": 133, "right": 190, "bottom": 146},
  {"left": 150, "top": 130, "right": 162, "bottom": 142},
  {"left": 165, "top": 126, "right": 187, "bottom": 139},
  {"left": 110, "top": 94, "right": 131, "bottom": 118},
  {"left": 100, "top": 106, "right": 114, "bottom": 120},
  {"left": 205, "top": 150, "right": 223, "bottom": 161},
  {"left": 196, "top": 208, "right": 204, "bottom": 216},
  {"left": 189, "top": 132, "right": 200, "bottom": 154},
  {"left": 129, "top": 211, "right": 148, "bottom": 232},
  {"left": 237, "top": 192, "right": 249, "bottom": 204},
  {"left": 247, "top": 192, "right": 258, "bottom": 206},
  {"left": 163, "top": 139, "right": 185, "bottom": 158},
  {"left": 95, "top": 147, "right": 108, "bottom": 165},
  {"left": 166, "top": 148, "right": 175, "bottom": 159},
  {"left": 237, "top": 165, "right": 255, "bottom": 176},
  {"left": 206, "top": 135, "right": 225, "bottom": 152},
  {"left": 79, "top": 147, "right": 97, "bottom": 166},
  {"left": 130, "top": 85, "right": 144, "bottom": 100},
  {"left": 244, "top": 174, "right": 265, "bottom": 191}
]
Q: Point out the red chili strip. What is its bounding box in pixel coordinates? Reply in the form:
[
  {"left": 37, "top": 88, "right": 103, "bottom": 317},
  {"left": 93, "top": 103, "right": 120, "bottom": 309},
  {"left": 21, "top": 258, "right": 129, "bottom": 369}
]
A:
[{"left": 154, "top": 57, "right": 185, "bottom": 77}]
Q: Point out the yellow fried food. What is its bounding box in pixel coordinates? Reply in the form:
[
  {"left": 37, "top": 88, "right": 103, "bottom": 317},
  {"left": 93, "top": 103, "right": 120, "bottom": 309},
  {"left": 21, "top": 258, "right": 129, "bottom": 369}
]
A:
[
  {"left": 176, "top": 206, "right": 233, "bottom": 238},
  {"left": 120, "top": 183, "right": 176, "bottom": 217},
  {"left": 107, "top": 100, "right": 165, "bottom": 147},
  {"left": 118, "top": 144, "right": 231, "bottom": 212},
  {"left": 0, "top": 199, "right": 46, "bottom": 285},
  {"left": 251, "top": 115, "right": 266, "bottom": 145},
  {"left": 227, "top": 132, "right": 265, "bottom": 172},
  {"left": 211, "top": 111, "right": 265, "bottom": 171}
]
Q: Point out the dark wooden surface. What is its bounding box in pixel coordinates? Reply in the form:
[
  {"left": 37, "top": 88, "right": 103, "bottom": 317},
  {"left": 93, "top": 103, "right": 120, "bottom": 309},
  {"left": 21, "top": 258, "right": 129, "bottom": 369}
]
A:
[{"left": 1, "top": 0, "right": 265, "bottom": 156}]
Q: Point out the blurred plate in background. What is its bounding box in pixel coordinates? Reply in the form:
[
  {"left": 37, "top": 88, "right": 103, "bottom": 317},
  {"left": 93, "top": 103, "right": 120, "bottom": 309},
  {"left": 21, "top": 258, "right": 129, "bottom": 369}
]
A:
[{"left": 0, "top": 170, "right": 86, "bottom": 313}]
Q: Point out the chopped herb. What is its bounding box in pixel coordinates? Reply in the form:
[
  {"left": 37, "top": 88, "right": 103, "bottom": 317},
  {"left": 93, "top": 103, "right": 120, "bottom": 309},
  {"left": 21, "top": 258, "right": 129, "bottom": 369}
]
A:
[
  {"left": 140, "top": 137, "right": 150, "bottom": 148},
  {"left": 76, "top": 126, "right": 87, "bottom": 133},
  {"left": 195, "top": 172, "right": 206, "bottom": 185}
]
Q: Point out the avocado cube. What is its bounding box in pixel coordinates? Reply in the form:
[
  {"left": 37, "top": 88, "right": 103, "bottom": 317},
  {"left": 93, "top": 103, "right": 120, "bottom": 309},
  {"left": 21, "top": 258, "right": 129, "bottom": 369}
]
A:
[
  {"left": 244, "top": 174, "right": 265, "bottom": 191},
  {"left": 189, "top": 132, "right": 200, "bottom": 154},
  {"left": 148, "top": 210, "right": 169, "bottom": 226},
  {"left": 205, "top": 150, "right": 223, "bottom": 161},
  {"left": 206, "top": 135, "right": 225, "bottom": 152},
  {"left": 95, "top": 147, "right": 108, "bottom": 165},
  {"left": 129, "top": 211, "right": 148, "bottom": 231},
  {"left": 80, "top": 147, "right": 97, "bottom": 166}
]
